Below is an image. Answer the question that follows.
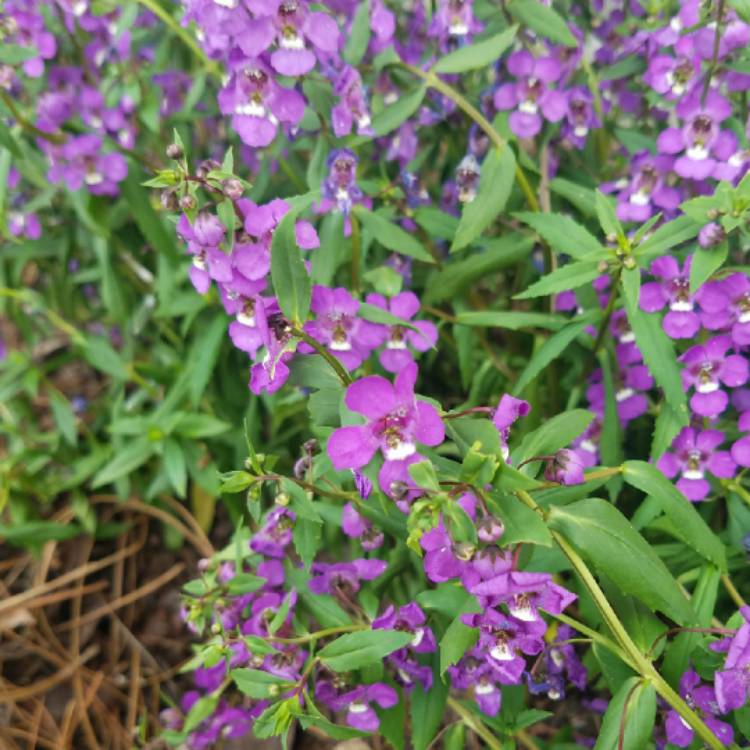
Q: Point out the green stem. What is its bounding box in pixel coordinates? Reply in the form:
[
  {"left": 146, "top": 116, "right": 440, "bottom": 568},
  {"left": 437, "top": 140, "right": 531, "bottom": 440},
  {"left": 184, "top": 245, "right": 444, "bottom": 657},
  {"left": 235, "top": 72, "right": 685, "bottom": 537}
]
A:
[
  {"left": 135, "top": 0, "right": 221, "bottom": 80},
  {"left": 516, "top": 488, "right": 729, "bottom": 750},
  {"left": 0, "top": 91, "right": 66, "bottom": 144},
  {"left": 290, "top": 327, "right": 353, "bottom": 386},
  {"left": 447, "top": 697, "right": 504, "bottom": 750},
  {"left": 401, "top": 64, "right": 540, "bottom": 213},
  {"left": 350, "top": 212, "right": 361, "bottom": 295},
  {"left": 269, "top": 623, "right": 366, "bottom": 645}
]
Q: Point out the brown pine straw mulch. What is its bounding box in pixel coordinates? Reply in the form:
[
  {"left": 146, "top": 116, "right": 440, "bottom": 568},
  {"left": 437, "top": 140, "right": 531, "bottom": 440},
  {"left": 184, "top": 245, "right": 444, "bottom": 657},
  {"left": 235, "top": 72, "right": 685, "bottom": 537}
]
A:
[
  {"left": 0, "top": 495, "right": 211, "bottom": 750},
  {"left": 0, "top": 496, "right": 370, "bottom": 750}
]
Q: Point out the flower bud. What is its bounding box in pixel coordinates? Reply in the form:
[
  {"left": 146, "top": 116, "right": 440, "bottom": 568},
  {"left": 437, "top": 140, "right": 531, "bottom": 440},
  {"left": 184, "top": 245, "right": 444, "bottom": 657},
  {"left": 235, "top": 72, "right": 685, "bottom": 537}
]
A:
[
  {"left": 303, "top": 438, "right": 318, "bottom": 454},
  {"left": 622, "top": 255, "right": 636, "bottom": 270},
  {"left": 223, "top": 178, "right": 244, "bottom": 200},
  {"left": 166, "top": 143, "right": 183, "bottom": 160},
  {"left": 275, "top": 491, "right": 290, "bottom": 506},
  {"left": 211, "top": 622, "right": 221, "bottom": 634},
  {"left": 477, "top": 515, "right": 505, "bottom": 543},
  {"left": 160, "top": 189, "right": 179, "bottom": 211},
  {"left": 389, "top": 480, "right": 409, "bottom": 500},
  {"left": 179, "top": 194, "right": 197, "bottom": 212},
  {"left": 196, "top": 158, "right": 221, "bottom": 179},
  {"left": 698, "top": 222, "right": 725, "bottom": 248}
]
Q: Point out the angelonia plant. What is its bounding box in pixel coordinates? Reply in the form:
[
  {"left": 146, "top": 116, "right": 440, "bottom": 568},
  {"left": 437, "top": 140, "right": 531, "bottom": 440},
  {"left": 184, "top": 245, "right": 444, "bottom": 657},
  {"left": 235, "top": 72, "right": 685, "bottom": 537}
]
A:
[{"left": 4, "top": 0, "right": 750, "bottom": 748}]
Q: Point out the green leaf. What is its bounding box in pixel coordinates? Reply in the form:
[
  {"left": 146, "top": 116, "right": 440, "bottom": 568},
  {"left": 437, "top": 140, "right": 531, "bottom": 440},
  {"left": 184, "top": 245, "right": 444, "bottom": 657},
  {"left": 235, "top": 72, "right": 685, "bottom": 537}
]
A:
[
  {"left": 621, "top": 268, "right": 689, "bottom": 423},
  {"left": 486, "top": 491, "right": 553, "bottom": 546},
  {"left": 451, "top": 147, "right": 516, "bottom": 252},
  {"left": 183, "top": 693, "right": 220, "bottom": 733},
  {"left": 81, "top": 336, "right": 126, "bottom": 379},
  {"left": 729, "top": 0, "right": 750, "bottom": 23},
  {"left": 513, "top": 410, "right": 594, "bottom": 467},
  {"left": 593, "top": 678, "right": 656, "bottom": 750},
  {"left": 163, "top": 437, "right": 187, "bottom": 497},
  {"left": 433, "top": 25, "right": 517, "bottom": 73},
  {"left": 253, "top": 698, "right": 297, "bottom": 739},
  {"left": 456, "top": 310, "right": 567, "bottom": 330},
  {"left": 661, "top": 564, "right": 720, "bottom": 685},
  {"left": 622, "top": 461, "right": 726, "bottom": 570},
  {"left": 271, "top": 206, "right": 312, "bottom": 324},
  {"left": 121, "top": 168, "right": 179, "bottom": 260},
  {"left": 372, "top": 85, "right": 427, "bottom": 136},
  {"left": 440, "top": 602, "right": 481, "bottom": 673},
  {"left": 513, "top": 318, "right": 590, "bottom": 394},
  {"left": 550, "top": 178, "right": 597, "bottom": 217},
  {"left": 650, "top": 403, "right": 684, "bottom": 460},
  {"left": 0, "top": 521, "right": 83, "bottom": 545},
  {"left": 413, "top": 206, "right": 459, "bottom": 241},
  {"left": 548, "top": 499, "right": 695, "bottom": 624},
  {"left": 293, "top": 516, "right": 323, "bottom": 571},
  {"left": 410, "top": 657, "right": 448, "bottom": 750},
  {"left": 408, "top": 460, "right": 441, "bottom": 492},
  {"left": 423, "top": 234, "right": 533, "bottom": 304},
  {"left": 226, "top": 573, "right": 265, "bottom": 595},
  {"left": 344, "top": 0, "right": 371, "bottom": 65},
  {"left": 515, "top": 261, "right": 602, "bottom": 299},
  {"left": 0, "top": 120, "right": 21, "bottom": 159},
  {"left": 506, "top": 0, "right": 577, "bottom": 46},
  {"left": 0, "top": 45, "right": 38, "bottom": 64},
  {"left": 174, "top": 413, "right": 231, "bottom": 438},
  {"left": 91, "top": 437, "right": 156, "bottom": 488},
  {"left": 49, "top": 389, "right": 77, "bottom": 446},
  {"left": 354, "top": 206, "right": 435, "bottom": 263},
  {"left": 318, "top": 629, "right": 413, "bottom": 672},
  {"left": 514, "top": 212, "right": 604, "bottom": 259},
  {"left": 358, "top": 302, "right": 420, "bottom": 332},
  {"left": 233, "top": 668, "right": 293, "bottom": 699},
  {"left": 689, "top": 241, "right": 728, "bottom": 293},
  {"left": 634, "top": 215, "right": 700, "bottom": 262},
  {"left": 594, "top": 190, "right": 623, "bottom": 240},
  {"left": 186, "top": 314, "right": 226, "bottom": 406}
]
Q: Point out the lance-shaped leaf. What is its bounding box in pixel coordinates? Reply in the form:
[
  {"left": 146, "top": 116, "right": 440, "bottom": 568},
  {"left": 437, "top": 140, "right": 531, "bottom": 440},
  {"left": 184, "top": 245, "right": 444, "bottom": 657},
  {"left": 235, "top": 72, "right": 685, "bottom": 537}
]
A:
[
  {"left": 622, "top": 461, "right": 726, "bottom": 570},
  {"left": 548, "top": 499, "right": 695, "bottom": 624},
  {"left": 318, "top": 629, "right": 413, "bottom": 671},
  {"left": 451, "top": 146, "right": 516, "bottom": 253},
  {"left": 433, "top": 25, "right": 517, "bottom": 74}
]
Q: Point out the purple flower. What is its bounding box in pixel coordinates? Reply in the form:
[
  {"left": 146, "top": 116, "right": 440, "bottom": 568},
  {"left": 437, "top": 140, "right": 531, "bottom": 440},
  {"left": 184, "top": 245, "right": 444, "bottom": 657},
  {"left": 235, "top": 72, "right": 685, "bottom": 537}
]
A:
[
  {"left": 218, "top": 62, "right": 305, "bottom": 148},
  {"left": 493, "top": 394, "right": 530, "bottom": 459},
  {"left": 714, "top": 606, "right": 750, "bottom": 713},
  {"left": 302, "top": 286, "right": 383, "bottom": 370},
  {"left": 320, "top": 149, "right": 363, "bottom": 217},
  {"left": 308, "top": 558, "right": 387, "bottom": 595},
  {"left": 317, "top": 681, "right": 397, "bottom": 732},
  {"left": 176, "top": 213, "right": 232, "bottom": 294},
  {"left": 657, "top": 427, "right": 736, "bottom": 502},
  {"left": 250, "top": 507, "right": 296, "bottom": 557},
  {"left": 561, "top": 87, "right": 599, "bottom": 147},
  {"left": 420, "top": 523, "right": 466, "bottom": 583},
  {"left": 365, "top": 292, "right": 437, "bottom": 372},
  {"left": 47, "top": 134, "right": 127, "bottom": 196},
  {"left": 428, "top": 0, "right": 482, "bottom": 46},
  {"left": 665, "top": 669, "right": 734, "bottom": 748},
  {"left": 698, "top": 272, "right": 750, "bottom": 347},
  {"left": 249, "top": 302, "right": 297, "bottom": 395},
  {"left": 731, "top": 411, "right": 750, "bottom": 467},
  {"left": 544, "top": 449, "right": 584, "bottom": 485},
  {"left": 656, "top": 91, "right": 736, "bottom": 180},
  {"left": 8, "top": 212, "right": 41, "bottom": 240},
  {"left": 327, "top": 362, "right": 445, "bottom": 473},
  {"left": 586, "top": 363, "right": 652, "bottom": 426},
  {"left": 645, "top": 53, "right": 700, "bottom": 99},
  {"left": 332, "top": 66, "right": 373, "bottom": 137},
  {"left": 606, "top": 153, "right": 681, "bottom": 223},
  {"left": 679, "top": 336, "right": 748, "bottom": 418},
  {"left": 268, "top": 1, "right": 340, "bottom": 77},
  {"left": 448, "top": 658, "right": 503, "bottom": 715},
  {"left": 639, "top": 256, "right": 700, "bottom": 339},
  {"left": 493, "top": 51, "right": 567, "bottom": 139},
  {"left": 341, "top": 502, "right": 383, "bottom": 550},
  {"left": 372, "top": 603, "right": 436, "bottom": 654}
]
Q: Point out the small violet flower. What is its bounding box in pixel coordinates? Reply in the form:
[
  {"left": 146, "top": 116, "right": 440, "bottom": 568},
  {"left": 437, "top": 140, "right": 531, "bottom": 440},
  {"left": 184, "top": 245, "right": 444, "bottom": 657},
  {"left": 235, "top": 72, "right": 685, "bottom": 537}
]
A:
[
  {"left": 639, "top": 256, "right": 700, "bottom": 339},
  {"left": 657, "top": 427, "right": 736, "bottom": 501}
]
